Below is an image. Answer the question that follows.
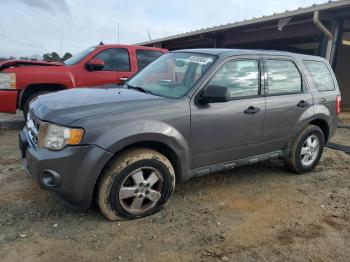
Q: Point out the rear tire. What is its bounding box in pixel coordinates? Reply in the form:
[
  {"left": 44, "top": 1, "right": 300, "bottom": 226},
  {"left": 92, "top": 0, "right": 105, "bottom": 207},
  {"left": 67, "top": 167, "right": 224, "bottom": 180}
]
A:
[
  {"left": 97, "top": 148, "right": 175, "bottom": 221},
  {"left": 285, "top": 124, "right": 325, "bottom": 174}
]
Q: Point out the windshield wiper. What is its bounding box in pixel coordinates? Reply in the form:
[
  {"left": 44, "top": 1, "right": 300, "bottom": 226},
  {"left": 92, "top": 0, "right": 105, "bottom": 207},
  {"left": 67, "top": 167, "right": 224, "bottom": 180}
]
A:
[{"left": 127, "top": 84, "right": 154, "bottom": 95}]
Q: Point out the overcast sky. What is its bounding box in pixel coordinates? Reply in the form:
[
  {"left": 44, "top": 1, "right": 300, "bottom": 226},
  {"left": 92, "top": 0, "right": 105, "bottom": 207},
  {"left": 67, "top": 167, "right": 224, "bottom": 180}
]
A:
[{"left": 0, "top": 0, "right": 327, "bottom": 58}]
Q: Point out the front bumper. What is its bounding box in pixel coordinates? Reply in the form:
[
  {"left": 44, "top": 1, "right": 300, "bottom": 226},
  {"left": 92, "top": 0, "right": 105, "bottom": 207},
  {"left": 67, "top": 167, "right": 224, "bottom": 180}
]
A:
[{"left": 19, "top": 129, "right": 113, "bottom": 208}]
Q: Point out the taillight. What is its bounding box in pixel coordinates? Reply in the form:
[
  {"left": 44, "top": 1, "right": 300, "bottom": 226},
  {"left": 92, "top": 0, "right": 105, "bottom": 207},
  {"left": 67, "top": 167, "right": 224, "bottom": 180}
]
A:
[{"left": 336, "top": 95, "right": 341, "bottom": 115}]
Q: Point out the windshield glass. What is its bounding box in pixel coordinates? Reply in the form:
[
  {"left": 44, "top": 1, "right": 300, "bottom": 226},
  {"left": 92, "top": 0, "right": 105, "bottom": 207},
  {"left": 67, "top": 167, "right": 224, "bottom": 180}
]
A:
[
  {"left": 127, "top": 52, "right": 216, "bottom": 98},
  {"left": 64, "top": 46, "right": 96, "bottom": 65}
]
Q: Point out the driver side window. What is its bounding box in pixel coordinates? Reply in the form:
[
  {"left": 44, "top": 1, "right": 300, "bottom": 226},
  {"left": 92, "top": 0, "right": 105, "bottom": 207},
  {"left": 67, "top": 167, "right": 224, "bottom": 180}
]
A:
[
  {"left": 94, "top": 48, "right": 130, "bottom": 71},
  {"left": 208, "top": 59, "right": 260, "bottom": 98}
]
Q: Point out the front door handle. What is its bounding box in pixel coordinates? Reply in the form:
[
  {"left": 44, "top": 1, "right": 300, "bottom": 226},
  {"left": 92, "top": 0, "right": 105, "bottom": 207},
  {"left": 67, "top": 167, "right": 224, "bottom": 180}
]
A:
[
  {"left": 244, "top": 106, "right": 260, "bottom": 114},
  {"left": 297, "top": 100, "right": 309, "bottom": 108}
]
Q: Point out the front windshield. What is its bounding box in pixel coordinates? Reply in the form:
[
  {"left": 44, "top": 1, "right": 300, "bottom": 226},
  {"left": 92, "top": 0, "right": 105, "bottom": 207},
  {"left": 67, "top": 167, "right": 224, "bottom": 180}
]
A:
[
  {"left": 127, "top": 52, "right": 216, "bottom": 98},
  {"left": 64, "top": 46, "right": 96, "bottom": 65}
]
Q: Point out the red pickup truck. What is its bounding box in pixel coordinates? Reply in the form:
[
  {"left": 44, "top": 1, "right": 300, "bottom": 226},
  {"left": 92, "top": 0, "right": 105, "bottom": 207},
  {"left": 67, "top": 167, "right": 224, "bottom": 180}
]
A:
[{"left": 0, "top": 44, "right": 167, "bottom": 117}]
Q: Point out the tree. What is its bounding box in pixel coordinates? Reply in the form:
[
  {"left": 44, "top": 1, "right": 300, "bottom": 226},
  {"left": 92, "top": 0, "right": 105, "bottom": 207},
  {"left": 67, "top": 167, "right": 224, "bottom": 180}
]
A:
[
  {"left": 50, "top": 52, "right": 60, "bottom": 62},
  {"left": 62, "top": 52, "right": 72, "bottom": 61},
  {"left": 42, "top": 52, "right": 61, "bottom": 62},
  {"left": 42, "top": 51, "right": 72, "bottom": 62},
  {"left": 43, "top": 53, "right": 51, "bottom": 61}
]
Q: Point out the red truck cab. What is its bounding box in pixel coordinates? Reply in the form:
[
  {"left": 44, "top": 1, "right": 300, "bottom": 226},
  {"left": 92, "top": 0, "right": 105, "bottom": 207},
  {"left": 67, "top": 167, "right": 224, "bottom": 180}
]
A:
[{"left": 0, "top": 44, "right": 167, "bottom": 116}]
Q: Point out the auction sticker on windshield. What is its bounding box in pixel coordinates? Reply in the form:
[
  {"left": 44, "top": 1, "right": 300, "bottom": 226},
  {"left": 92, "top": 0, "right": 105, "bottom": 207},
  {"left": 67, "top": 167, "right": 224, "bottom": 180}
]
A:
[{"left": 188, "top": 56, "right": 213, "bottom": 65}]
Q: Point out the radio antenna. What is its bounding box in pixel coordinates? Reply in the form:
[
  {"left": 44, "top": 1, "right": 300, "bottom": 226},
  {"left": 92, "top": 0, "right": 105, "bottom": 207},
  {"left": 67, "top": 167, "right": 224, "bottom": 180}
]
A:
[{"left": 117, "top": 23, "right": 120, "bottom": 45}]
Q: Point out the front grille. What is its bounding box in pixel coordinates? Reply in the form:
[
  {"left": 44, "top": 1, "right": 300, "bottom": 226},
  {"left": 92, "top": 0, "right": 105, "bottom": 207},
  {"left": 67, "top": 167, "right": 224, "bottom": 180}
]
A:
[{"left": 27, "top": 112, "right": 43, "bottom": 147}]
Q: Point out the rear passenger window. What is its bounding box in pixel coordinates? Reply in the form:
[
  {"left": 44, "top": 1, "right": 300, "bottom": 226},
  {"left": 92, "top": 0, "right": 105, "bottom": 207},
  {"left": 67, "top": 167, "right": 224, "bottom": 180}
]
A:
[
  {"left": 136, "top": 50, "right": 163, "bottom": 70},
  {"left": 208, "top": 60, "right": 259, "bottom": 98},
  {"left": 266, "top": 60, "right": 302, "bottom": 95},
  {"left": 94, "top": 48, "right": 130, "bottom": 71},
  {"left": 303, "top": 60, "right": 334, "bottom": 91}
]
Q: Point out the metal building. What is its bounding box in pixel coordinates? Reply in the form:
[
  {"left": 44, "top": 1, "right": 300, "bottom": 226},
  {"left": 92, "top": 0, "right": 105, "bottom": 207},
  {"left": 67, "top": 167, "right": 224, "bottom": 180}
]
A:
[{"left": 139, "top": 0, "right": 350, "bottom": 109}]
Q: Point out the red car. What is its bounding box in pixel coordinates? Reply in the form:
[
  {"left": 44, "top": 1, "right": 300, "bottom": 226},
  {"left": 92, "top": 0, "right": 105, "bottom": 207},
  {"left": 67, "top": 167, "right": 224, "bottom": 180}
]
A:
[{"left": 0, "top": 44, "right": 167, "bottom": 117}]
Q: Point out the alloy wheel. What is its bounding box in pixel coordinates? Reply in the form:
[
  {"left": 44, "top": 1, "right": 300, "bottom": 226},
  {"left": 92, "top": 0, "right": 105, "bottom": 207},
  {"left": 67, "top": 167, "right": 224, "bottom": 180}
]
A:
[
  {"left": 118, "top": 167, "right": 163, "bottom": 214},
  {"left": 300, "top": 134, "right": 320, "bottom": 167}
]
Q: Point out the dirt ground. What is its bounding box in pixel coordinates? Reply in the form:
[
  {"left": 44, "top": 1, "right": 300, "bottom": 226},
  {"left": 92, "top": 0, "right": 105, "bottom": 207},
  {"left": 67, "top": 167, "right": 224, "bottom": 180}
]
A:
[{"left": 0, "top": 127, "right": 349, "bottom": 262}]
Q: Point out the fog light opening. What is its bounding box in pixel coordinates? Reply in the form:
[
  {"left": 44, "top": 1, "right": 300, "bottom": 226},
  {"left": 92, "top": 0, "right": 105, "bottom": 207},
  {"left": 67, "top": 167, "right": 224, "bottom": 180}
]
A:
[{"left": 40, "top": 170, "right": 61, "bottom": 187}]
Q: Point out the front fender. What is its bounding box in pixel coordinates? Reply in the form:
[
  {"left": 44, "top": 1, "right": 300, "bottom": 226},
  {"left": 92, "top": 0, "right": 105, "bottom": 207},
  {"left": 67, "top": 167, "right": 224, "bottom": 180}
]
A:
[{"left": 83, "top": 120, "right": 191, "bottom": 181}]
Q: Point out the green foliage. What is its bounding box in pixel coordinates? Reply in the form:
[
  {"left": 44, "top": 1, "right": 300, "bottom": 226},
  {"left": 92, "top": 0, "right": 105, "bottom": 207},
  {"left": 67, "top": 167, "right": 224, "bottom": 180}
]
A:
[
  {"left": 62, "top": 52, "right": 73, "bottom": 61},
  {"left": 50, "top": 52, "right": 60, "bottom": 61},
  {"left": 42, "top": 52, "right": 72, "bottom": 62},
  {"left": 43, "top": 53, "right": 51, "bottom": 61}
]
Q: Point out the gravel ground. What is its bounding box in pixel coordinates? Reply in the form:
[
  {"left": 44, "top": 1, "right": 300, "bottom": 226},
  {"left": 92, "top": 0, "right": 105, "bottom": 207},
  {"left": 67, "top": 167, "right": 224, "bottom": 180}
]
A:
[
  {"left": 0, "top": 127, "right": 349, "bottom": 262},
  {"left": 0, "top": 112, "right": 24, "bottom": 130}
]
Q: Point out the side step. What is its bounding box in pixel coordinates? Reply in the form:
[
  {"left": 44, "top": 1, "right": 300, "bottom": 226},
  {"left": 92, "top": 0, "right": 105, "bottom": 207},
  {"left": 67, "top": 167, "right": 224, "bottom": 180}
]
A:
[{"left": 189, "top": 150, "right": 284, "bottom": 178}]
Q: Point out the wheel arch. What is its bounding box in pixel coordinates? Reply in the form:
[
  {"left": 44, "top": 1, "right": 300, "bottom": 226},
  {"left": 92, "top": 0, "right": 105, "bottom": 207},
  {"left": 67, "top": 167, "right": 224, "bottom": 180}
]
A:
[
  {"left": 19, "top": 83, "right": 67, "bottom": 109},
  {"left": 119, "top": 141, "right": 183, "bottom": 182},
  {"left": 308, "top": 118, "right": 330, "bottom": 143},
  {"left": 105, "top": 136, "right": 187, "bottom": 182}
]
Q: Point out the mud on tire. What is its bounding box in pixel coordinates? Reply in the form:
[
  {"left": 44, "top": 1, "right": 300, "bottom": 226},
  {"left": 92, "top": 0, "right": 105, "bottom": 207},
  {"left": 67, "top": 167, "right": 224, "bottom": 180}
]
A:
[
  {"left": 285, "top": 124, "right": 325, "bottom": 174},
  {"left": 97, "top": 148, "right": 176, "bottom": 221}
]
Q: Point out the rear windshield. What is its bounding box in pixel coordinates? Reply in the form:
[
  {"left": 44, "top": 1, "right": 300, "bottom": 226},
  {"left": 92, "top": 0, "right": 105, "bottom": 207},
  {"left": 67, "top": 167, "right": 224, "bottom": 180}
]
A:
[{"left": 303, "top": 60, "right": 335, "bottom": 91}]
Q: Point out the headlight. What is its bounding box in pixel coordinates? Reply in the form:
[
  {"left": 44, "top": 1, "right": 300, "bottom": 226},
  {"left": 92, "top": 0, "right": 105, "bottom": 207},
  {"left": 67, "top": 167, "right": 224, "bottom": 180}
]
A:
[
  {"left": 0, "top": 73, "right": 16, "bottom": 89},
  {"left": 42, "top": 123, "right": 84, "bottom": 150}
]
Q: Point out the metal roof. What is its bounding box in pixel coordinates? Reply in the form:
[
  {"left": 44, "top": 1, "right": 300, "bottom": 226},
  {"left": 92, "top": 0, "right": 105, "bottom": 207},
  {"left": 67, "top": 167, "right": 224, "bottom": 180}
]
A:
[
  {"left": 171, "top": 48, "right": 326, "bottom": 60},
  {"left": 138, "top": 0, "right": 350, "bottom": 45}
]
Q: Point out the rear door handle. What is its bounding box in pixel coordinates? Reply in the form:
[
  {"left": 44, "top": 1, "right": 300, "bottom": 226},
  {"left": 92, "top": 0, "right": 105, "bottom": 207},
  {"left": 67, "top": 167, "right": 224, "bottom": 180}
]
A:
[
  {"left": 244, "top": 106, "right": 260, "bottom": 114},
  {"left": 297, "top": 100, "right": 309, "bottom": 108}
]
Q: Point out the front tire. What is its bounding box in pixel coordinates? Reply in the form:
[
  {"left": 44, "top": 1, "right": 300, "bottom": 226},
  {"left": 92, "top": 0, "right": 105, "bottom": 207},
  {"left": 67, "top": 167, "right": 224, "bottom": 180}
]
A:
[
  {"left": 285, "top": 124, "right": 325, "bottom": 174},
  {"left": 97, "top": 148, "right": 175, "bottom": 221}
]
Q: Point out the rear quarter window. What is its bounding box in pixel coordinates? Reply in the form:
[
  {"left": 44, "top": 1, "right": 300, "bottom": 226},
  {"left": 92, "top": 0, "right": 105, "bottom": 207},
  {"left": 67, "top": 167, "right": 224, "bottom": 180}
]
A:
[{"left": 303, "top": 60, "right": 335, "bottom": 91}]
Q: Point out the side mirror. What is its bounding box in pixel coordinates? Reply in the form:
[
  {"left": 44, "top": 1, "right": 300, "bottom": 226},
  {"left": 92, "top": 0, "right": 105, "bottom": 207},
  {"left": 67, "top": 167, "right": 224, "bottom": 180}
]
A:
[
  {"left": 198, "top": 85, "right": 230, "bottom": 103},
  {"left": 86, "top": 58, "right": 105, "bottom": 70}
]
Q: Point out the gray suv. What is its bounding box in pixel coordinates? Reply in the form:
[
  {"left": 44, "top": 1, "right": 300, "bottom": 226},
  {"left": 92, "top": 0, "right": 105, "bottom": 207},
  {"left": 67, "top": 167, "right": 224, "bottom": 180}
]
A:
[{"left": 19, "top": 49, "right": 341, "bottom": 220}]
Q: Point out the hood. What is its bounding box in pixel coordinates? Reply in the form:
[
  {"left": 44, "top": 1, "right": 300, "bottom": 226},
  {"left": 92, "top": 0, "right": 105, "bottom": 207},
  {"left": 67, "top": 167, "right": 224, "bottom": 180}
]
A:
[
  {"left": 0, "top": 59, "right": 63, "bottom": 71},
  {"left": 31, "top": 88, "right": 167, "bottom": 125}
]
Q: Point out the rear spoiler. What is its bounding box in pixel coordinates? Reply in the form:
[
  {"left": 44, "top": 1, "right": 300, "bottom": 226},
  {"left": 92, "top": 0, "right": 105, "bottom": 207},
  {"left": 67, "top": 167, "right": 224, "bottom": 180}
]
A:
[{"left": 0, "top": 60, "right": 63, "bottom": 71}]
